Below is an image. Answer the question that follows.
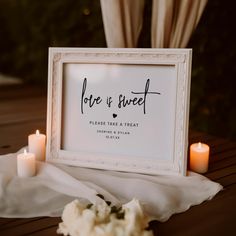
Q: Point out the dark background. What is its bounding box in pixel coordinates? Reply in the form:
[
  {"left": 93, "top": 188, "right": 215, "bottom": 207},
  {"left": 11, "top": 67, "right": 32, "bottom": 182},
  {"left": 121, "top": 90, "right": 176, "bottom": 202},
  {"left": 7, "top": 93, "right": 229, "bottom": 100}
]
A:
[{"left": 0, "top": 0, "right": 235, "bottom": 140}]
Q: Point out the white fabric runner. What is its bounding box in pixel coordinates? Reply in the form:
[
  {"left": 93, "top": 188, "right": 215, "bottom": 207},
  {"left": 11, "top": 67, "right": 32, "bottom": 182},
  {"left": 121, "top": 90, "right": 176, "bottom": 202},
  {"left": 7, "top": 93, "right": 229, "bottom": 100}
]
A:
[{"left": 0, "top": 148, "right": 222, "bottom": 221}]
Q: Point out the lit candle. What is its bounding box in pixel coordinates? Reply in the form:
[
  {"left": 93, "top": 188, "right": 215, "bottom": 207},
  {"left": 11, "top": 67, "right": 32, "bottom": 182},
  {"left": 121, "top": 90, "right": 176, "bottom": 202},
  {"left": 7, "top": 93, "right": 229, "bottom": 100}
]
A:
[
  {"left": 190, "top": 142, "right": 210, "bottom": 173},
  {"left": 28, "top": 130, "right": 46, "bottom": 161},
  {"left": 17, "top": 149, "right": 36, "bottom": 177}
]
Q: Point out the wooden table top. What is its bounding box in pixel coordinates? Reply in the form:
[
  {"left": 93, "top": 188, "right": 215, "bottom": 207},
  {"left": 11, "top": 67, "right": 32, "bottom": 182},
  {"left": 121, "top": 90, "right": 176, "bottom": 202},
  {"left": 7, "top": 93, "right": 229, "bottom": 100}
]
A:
[{"left": 0, "top": 84, "right": 235, "bottom": 236}]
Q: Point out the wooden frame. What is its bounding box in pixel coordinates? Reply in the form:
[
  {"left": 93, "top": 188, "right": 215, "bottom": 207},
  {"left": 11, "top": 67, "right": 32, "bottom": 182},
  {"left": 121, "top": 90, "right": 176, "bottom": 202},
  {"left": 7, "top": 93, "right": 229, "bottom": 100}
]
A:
[{"left": 46, "top": 48, "right": 192, "bottom": 176}]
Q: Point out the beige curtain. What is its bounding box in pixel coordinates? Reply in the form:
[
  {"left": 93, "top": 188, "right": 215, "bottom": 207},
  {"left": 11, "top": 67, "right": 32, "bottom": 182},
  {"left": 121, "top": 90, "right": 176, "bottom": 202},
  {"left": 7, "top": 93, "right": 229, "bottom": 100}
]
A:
[
  {"left": 152, "top": 0, "right": 208, "bottom": 48},
  {"left": 100, "top": 0, "right": 145, "bottom": 48},
  {"left": 100, "top": 0, "right": 207, "bottom": 48}
]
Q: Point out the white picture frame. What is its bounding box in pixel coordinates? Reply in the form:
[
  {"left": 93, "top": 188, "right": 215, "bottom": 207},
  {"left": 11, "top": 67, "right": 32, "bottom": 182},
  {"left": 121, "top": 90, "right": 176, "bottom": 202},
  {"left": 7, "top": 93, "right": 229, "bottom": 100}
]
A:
[{"left": 46, "top": 48, "right": 192, "bottom": 176}]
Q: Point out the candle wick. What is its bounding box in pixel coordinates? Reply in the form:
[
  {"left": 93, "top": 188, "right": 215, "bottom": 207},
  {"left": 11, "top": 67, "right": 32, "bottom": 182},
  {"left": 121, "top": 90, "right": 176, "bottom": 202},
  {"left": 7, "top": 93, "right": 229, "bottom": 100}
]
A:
[
  {"left": 24, "top": 149, "right": 27, "bottom": 155},
  {"left": 36, "top": 130, "right": 40, "bottom": 136},
  {"left": 197, "top": 142, "right": 202, "bottom": 149}
]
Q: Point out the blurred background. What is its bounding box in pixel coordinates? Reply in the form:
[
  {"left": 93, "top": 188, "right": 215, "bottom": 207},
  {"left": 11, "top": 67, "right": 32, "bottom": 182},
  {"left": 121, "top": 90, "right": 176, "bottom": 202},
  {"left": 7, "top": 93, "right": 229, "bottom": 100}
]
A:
[{"left": 0, "top": 0, "right": 235, "bottom": 140}]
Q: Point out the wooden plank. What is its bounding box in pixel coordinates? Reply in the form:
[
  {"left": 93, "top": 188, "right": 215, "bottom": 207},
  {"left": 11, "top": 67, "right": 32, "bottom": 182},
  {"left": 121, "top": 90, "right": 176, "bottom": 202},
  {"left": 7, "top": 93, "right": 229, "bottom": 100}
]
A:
[
  {"left": 0, "top": 85, "right": 46, "bottom": 101},
  {"left": 0, "top": 97, "right": 47, "bottom": 125},
  {"left": 0, "top": 218, "right": 19, "bottom": 226},
  {"left": 211, "top": 142, "right": 236, "bottom": 154},
  {"left": 189, "top": 132, "right": 226, "bottom": 145},
  {"left": 0, "top": 218, "right": 44, "bottom": 230},
  {"left": 208, "top": 155, "right": 236, "bottom": 173},
  {"left": 0, "top": 85, "right": 47, "bottom": 155},
  {"left": 210, "top": 143, "right": 236, "bottom": 161},
  {"left": 26, "top": 225, "right": 59, "bottom": 236},
  {"left": 212, "top": 148, "right": 236, "bottom": 161},
  {"left": 216, "top": 174, "right": 236, "bottom": 187},
  {"left": 0, "top": 217, "right": 60, "bottom": 236},
  {"left": 156, "top": 184, "right": 236, "bottom": 236},
  {"left": 205, "top": 165, "right": 236, "bottom": 181},
  {"left": 0, "top": 120, "right": 46, "bottom": 154}
]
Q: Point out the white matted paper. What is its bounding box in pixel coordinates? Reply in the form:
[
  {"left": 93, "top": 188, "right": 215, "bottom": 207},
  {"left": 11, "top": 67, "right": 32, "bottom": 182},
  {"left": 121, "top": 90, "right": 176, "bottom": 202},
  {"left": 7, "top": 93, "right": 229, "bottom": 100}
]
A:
[{"left": 46, "top": 48, "right": 192, "bottom": 176}]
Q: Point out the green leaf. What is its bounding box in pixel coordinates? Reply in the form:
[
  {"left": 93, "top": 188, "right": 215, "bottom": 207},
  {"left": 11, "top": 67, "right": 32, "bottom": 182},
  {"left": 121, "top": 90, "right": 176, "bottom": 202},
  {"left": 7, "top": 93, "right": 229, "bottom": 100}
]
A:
[
  {"left": 86, "top": 203, "right": 93, "bottom": 209},
  {"left": 96, "top": 194, "right": 105, "bottom": 200}
]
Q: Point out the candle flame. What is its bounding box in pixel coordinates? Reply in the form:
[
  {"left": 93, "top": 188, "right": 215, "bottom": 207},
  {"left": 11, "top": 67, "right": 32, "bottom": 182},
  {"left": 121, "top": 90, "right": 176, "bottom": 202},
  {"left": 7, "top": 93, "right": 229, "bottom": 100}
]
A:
[
  {"left": 36, "top": 130, "right": 40, "bottom": 136},
  {"left": 197, "top": 142, "right": 202, "bottom": 148},
  {"left": 24, "top": 149, "right": 27, "bottom": 155}
]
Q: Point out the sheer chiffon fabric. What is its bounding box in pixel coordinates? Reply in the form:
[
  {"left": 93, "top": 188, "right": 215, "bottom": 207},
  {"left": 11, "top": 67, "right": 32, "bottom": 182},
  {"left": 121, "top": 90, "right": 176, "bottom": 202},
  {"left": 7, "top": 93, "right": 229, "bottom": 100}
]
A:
[{"left": 0, "top": 148, "right": 222, "bottom": 221}]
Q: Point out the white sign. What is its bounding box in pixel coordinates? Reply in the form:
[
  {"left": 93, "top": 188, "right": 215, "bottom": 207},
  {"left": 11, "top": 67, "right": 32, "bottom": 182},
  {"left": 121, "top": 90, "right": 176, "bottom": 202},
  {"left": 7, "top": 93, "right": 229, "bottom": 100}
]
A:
[{"left": 46, "top": 48, "right": 192, "bottom": 176}]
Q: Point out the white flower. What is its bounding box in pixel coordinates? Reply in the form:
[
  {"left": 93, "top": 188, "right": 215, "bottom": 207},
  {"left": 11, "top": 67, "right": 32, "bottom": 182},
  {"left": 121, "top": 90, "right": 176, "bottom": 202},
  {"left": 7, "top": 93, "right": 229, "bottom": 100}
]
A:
[
  {"left": 57, "top": 199, "right": 84, "bottom": 235},
  {"left": 57, "top": 198, "right": 153, "bottom": 236},
  {"left": 93, "top": 200, "right": 111, "bottom": 223},
  {"left": 120, "top": 199, "right": 152, "bottom": 236},
  {"left": 123, "top": 198, "right": 150, "bottom": 235}
]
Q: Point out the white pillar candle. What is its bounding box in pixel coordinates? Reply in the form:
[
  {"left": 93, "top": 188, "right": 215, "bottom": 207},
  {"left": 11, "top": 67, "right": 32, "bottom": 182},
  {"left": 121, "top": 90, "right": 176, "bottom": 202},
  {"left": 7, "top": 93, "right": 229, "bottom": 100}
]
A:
[
  {"left": 28, "top": 130, "right": 46, "bottom": 161},
  {"left": 190, "top": 142, "right": 210, "bottom": 173},
  {"left": 17, "top": 149, "right": 36, "bottom": 177}
]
